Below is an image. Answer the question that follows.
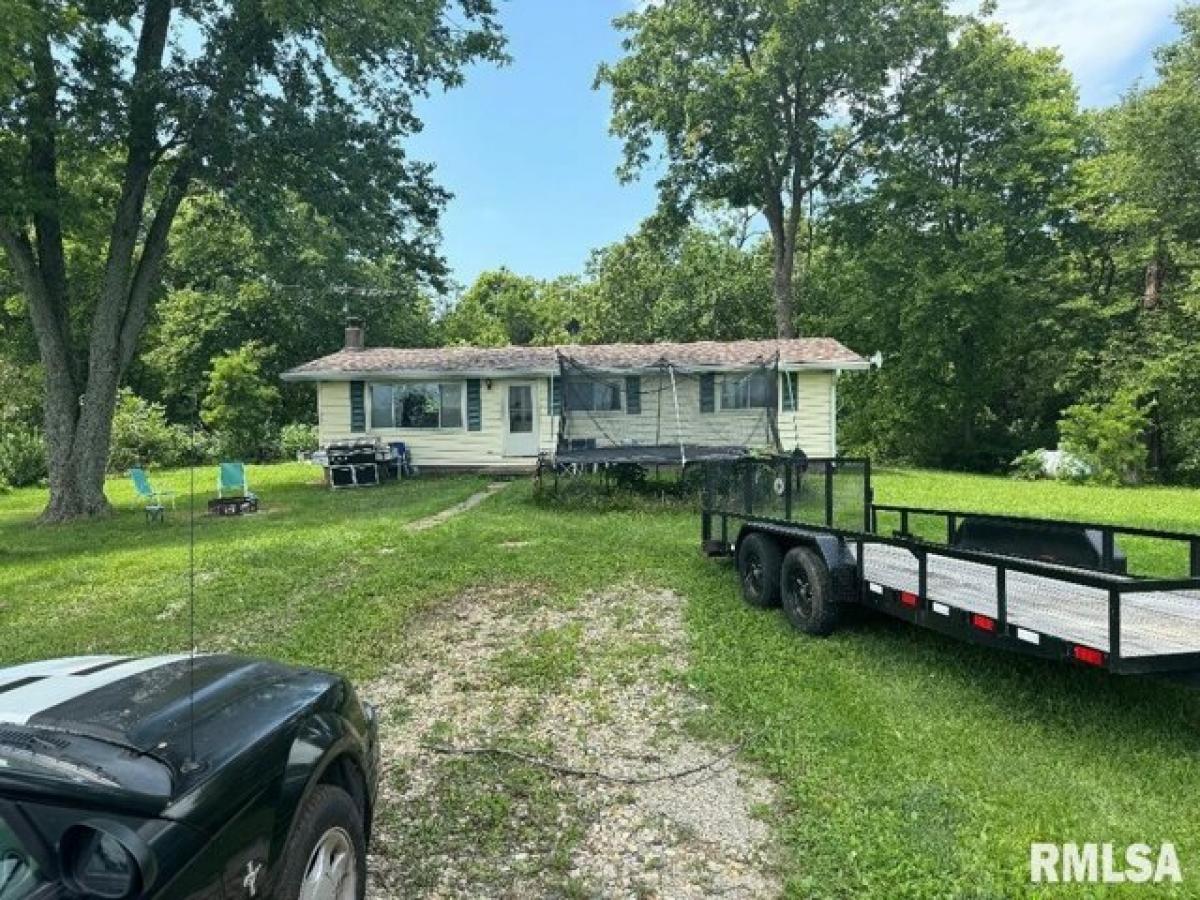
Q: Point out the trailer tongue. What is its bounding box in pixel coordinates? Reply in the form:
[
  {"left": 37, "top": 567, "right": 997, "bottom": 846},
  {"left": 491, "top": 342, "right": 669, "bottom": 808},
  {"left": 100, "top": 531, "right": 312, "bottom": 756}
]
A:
[{"left": 701, "top": 456, "right": 1200, "bottom": 675}]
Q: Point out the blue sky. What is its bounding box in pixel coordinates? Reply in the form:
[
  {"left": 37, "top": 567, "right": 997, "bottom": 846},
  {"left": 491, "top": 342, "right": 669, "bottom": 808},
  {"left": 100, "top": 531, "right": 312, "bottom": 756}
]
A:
[{"left": 411, "top": 0, "right": 1182, "bottom": 289}]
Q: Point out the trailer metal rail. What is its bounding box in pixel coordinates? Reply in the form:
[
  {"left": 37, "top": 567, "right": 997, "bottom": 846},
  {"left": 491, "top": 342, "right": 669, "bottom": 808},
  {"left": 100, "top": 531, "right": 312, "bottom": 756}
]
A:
[{"left": 701, "top": 456, "right": 1200, "bottom": 676}]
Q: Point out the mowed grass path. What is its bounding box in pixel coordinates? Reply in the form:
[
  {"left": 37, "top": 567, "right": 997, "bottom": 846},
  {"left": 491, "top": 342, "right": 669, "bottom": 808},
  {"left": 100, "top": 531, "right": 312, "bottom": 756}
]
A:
[{"left": 2, "top": 464, "right": 1200, "bottom": 896}]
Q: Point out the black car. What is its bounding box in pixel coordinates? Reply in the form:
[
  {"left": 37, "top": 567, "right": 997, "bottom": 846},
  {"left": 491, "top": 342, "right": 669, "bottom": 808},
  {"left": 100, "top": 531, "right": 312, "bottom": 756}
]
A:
[{"left": 0, "top": 654, "right": 379, "bottom": 899}]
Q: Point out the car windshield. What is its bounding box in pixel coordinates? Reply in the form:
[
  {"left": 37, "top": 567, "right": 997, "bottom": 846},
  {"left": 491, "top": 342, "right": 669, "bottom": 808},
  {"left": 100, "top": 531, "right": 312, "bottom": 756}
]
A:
[{"left": 0, "top": 816, "right": 41, "bottom": 900}]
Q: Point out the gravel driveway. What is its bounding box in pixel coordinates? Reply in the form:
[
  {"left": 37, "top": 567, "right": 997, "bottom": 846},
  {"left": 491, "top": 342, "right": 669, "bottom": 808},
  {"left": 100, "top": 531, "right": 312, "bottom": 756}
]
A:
[{"left": 361, "top": 581, "right": 781, "bottom": 898}]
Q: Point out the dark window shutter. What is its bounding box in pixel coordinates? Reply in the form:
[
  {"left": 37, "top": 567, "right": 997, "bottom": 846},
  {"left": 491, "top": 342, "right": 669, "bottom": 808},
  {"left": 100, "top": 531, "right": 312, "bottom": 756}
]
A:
[
  {"left": 350, "top": 381, "right": 366, "bottom": 432},
  {"left": 550, "top": 378, "right": 562, "bottom": 415},
  {"left": 781, "top": 373, "right": 797, "bottom": 412},
  {"left": 466, "top": 379, "right": 482, "bottom": 431},
  {"left": 699, "top": 374, "right": 715, "bottom": 413},
  {"left": 625, "top": 376, "right": 641, "bottom": 415}
]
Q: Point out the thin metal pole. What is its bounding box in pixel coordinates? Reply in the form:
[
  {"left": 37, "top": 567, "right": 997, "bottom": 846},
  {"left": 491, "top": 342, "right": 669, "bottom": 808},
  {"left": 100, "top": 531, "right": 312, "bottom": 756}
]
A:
[
  {"left": 1109, "top": 588, "right": 1121, "bottom": 661},
  {"left": 824, "top": 463, "right": 833, "bottom": 528},
  {"left": 784, "top": 460, "right": 793, "bottom": 522},
  {"left": 863, "top": 458, "right": 872, "bottom": 533},
  {"left": 184, "top": 396, "right": 198, "bottom": 773},
  {"left": 996, "top": 567, "right": 1007, "bottom": 631},
  {"left": 668, "top": 364, "right": 686, "bottom": 467}
]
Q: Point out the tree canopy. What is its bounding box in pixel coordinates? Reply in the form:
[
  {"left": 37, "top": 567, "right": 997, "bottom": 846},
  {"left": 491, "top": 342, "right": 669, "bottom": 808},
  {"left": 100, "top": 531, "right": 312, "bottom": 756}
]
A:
[
  {"left": 0, "top": 0, "right": 504, "bottom": 519},
  {"left": 4, "top": 3, "right": 1200, "bottom": 496},
  {"left": 598, "top": 0, "right": 950, "bottom": 336}
]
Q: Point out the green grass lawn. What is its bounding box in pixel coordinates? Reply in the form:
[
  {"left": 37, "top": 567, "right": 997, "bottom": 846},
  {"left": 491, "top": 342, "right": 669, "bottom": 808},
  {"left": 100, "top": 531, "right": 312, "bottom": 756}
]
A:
[{"left": 3, "top": 464, "right": 1200, "bottom": 897}]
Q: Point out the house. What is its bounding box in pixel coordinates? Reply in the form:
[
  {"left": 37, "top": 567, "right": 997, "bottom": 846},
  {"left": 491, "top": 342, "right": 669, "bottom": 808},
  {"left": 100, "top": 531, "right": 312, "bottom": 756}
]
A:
[{"left": 281, "top": 322, "right": 868, "bottom": 471}]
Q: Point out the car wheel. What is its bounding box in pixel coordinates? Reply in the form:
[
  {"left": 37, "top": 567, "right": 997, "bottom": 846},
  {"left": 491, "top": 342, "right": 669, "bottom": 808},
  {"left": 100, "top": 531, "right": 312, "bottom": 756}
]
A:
[
  {"left": 780, "top": 546, "right": 841, "bottom": 636},
  {"left": 277, "top": 785, "right": 366, "bottom": 900},
  {"left": 737, "top": 533, "right": 782, "bottom": 608}
]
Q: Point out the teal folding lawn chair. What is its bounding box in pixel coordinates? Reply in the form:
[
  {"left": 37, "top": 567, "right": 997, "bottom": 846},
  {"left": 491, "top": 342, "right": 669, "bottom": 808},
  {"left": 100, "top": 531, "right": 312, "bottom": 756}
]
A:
[
  {"left": 129, "top": 467, "right": 175, "bottom": 522},
  {"left": 217, "top": 462, "right": 259, "bottom": 508}
]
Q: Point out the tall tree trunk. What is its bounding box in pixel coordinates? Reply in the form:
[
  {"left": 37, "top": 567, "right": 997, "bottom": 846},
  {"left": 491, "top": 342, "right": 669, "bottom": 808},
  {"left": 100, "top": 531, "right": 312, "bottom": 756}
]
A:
[
  {"left": 764, "top": 191, "right": 798, "bottom": 339},
  {"left": 771, "top": 238, "right": 797, "bottom": 338},
  {"left": 1142, "top": 241, "right": 1166, "bottom": 310},
  {"left": 0, "top": 0, "right": 179, "bottom": 522}
]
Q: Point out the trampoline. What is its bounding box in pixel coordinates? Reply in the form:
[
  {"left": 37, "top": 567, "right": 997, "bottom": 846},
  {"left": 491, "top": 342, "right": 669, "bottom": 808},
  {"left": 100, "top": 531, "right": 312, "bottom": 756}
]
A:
[
  {"left": 548, "top": 349, "right": 783, "bottom": 470},
  {"left": 552, "top": 443, "right": 753, "bottom": 467}
]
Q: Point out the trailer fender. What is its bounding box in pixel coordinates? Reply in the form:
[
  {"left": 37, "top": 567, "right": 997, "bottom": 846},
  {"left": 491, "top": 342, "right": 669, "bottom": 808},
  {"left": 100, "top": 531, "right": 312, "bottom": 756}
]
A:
[{"left": 735, "top": 523, "right": 855, "bottom": 574}]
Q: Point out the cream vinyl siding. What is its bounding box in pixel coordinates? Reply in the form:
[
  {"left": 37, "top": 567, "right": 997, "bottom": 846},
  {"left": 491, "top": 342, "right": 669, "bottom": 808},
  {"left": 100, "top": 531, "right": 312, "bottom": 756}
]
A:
[
  {"left": 315, "top": 369, "right": 835, "bottom": 468},
  {"left": 780, "top": 370, "right": 834, "bottom": 456},
  {"left": 561, "top": 370, "right": 834, "bottom": 456},
  {"left": 318, "top": 378, "right": 554, "bottom": 469}
]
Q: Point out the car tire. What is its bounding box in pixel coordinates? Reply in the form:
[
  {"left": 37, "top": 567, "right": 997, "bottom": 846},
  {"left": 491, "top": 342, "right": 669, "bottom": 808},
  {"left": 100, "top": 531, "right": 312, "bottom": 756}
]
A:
[
  {"left": 737, "top": 533, "right": 782, "bottom": 608},
  {"left": 780, "top": 546, "right": 841, "bottom": 636},
  {"left": 275, "top": 784, "right": 367, "bottom": 900}
]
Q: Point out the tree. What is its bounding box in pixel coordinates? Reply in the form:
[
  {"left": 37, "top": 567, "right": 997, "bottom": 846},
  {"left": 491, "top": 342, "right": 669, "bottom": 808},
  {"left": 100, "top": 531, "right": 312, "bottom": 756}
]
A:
[
  {"left": 807, "top": 21, "right": 1081, "bottom": 469},
  {"left": 135, "top": 191, "right": 438, "bottom": 424},
  {"left": 0, "top": 1, "right": 504, "bottom": 520},
  {"left": 441, "top": 269, "right": 578, "bottom": 347},
  {"left": 597, "top": 0, "right": 948, "bottom": 337},
  {"left": 201, "top": 342, "right": 279, "bottom": 461},
  {"left": 583, "top": 221, "right": 774, "bottom": 342},
  {"left": 1058, "top": 7, "right": 1200, "bottom": 481}
]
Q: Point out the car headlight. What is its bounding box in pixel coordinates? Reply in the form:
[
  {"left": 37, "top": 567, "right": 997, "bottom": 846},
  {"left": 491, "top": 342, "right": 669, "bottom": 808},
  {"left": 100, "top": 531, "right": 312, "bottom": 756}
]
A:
[{"left": 60, "top": 821, "right": 154, "bottom": 899}]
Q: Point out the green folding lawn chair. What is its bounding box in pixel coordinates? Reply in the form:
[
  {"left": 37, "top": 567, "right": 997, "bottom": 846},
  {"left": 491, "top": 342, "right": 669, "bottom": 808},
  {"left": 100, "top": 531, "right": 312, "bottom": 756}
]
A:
[
  {"left": 129, "top": 467, "right": 175, "bottom": 522},
  {"left": 217, "top": 462, "right": 259, "bottom": 509}
]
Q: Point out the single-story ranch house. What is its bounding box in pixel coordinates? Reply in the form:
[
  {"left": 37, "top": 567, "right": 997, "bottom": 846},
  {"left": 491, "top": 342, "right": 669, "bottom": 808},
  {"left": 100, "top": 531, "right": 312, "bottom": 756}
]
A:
[{"left": 281, "top": 324, "right": 867, "bottom": 471}]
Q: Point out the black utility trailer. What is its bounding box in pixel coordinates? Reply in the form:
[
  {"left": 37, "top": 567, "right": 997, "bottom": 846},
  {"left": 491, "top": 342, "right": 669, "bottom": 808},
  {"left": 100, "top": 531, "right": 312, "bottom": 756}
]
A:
[{"left": 701, "top": 456, "right": 1200, "bottom": 675}]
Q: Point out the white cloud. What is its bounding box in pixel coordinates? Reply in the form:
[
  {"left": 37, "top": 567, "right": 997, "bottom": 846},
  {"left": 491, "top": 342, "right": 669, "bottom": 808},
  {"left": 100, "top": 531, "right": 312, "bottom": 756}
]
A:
[{"left": 955, "top": 0, "right": 1177, "bottom": 104}]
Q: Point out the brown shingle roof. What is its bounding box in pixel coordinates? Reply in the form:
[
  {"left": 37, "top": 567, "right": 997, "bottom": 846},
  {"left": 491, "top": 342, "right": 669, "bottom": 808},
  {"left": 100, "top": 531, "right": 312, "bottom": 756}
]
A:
[{"left": 281, "top": 338, "right": 867, "bottom": 381}]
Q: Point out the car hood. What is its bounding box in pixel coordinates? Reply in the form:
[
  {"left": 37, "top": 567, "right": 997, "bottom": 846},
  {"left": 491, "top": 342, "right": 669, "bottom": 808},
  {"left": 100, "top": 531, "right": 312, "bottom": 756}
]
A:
[{"left": 0, "top": 654, "right": 342, "bottom": 808}]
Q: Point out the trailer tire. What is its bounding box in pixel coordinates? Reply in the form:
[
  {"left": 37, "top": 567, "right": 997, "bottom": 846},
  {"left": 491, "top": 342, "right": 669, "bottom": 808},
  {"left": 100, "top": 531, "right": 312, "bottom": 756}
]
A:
[
  {"left": 781, "top": 546, "right": 841, "bottom": 636},
  {"left": 737, "top": 533, "right": 782, "bottom": 608}
]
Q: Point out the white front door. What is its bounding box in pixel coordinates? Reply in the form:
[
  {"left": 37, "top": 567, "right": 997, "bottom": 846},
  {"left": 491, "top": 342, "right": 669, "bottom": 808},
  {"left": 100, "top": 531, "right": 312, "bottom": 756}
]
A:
[{"left": 503, "top": 383, "right": 539, "bottom": 457}]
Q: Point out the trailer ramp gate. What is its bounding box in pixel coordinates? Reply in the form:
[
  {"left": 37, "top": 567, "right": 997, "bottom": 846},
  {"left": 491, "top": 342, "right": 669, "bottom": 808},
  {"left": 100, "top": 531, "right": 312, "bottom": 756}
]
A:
[{"left": 702, "top": 456, "right": 1200, "bottom": 675}]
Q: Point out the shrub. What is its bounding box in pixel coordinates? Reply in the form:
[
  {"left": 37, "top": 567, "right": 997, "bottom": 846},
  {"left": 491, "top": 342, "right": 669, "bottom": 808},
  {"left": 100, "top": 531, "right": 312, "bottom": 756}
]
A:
[
  {"left": 279, "top": 423, "right": 319, "bottom": 458},
  {"left": 109, "top": 389, "right": 191, "bottom": 472},
  {"left": 201, "top": 342, "right": 281, "bottom": 461},
  {"left": 0, "top": 425, "right": 47, "bottom": 487},
  {"left": 1058, "top": 391, "right": 1150, "bottom": 486},
  {"left": 1009, "top": 449, "right": 1046, "bottom": 481}
]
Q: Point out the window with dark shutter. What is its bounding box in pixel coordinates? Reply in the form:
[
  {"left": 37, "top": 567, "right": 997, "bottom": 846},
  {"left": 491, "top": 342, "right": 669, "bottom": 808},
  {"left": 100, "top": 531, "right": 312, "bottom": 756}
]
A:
[
  {"left": 699, "top": 373, "right": 715, "bottom": 413},
  {"left": 350, "top": 381, "right": 366, "bottom": 432},
  {"left": 466, "top": 379, "right": 482, "bottom": 431},
  {"left": 781, "top": 372, "right": 799, "bottom": 412},
  {"left": 625, "top": 376, "right": 641, "bottom": 415}
]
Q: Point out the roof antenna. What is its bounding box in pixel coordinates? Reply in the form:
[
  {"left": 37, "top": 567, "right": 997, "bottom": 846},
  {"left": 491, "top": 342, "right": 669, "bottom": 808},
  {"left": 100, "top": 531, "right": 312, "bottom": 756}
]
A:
[{"left": 181, "top": 391, "right": 201, "bottom": 776}]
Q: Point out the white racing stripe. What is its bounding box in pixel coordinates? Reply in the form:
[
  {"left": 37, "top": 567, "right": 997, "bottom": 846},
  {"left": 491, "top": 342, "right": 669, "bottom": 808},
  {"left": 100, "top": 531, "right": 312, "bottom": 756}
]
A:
[
  {"left": 0, "top": 656, "right": 126, "bottom": 684},
  {"left": 0, "top": 655, "right": 192, "bottom": 725}
]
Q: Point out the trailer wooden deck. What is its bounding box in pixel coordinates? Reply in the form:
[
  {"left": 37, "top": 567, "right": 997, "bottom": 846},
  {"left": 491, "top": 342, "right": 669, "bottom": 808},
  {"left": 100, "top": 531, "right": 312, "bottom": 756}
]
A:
[{"left": 857, "top": 543, "right": 1200, "bottom": 658}]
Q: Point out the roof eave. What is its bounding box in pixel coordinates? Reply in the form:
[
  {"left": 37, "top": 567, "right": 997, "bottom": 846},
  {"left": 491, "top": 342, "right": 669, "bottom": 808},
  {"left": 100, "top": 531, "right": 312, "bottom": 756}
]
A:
[
  {"left": 282, "top": 359, "right": 869, "bottom": 382},
  {"left": 281, "top": 367, "right": 559, "bottom": 382},
  {"left": 780, "top": 360, "right": 870, "bottom": 372}
]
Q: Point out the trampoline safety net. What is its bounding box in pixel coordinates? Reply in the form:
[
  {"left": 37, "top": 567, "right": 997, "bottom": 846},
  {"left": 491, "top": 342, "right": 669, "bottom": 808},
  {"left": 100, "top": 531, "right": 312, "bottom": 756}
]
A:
[{"left": 555, "top": 352, "right": 782, "bottom": 465}]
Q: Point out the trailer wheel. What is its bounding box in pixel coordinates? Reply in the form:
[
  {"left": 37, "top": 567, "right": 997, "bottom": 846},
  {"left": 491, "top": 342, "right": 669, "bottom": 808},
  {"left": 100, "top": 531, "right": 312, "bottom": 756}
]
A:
[
  {"left": 737, "top": 533, "right": 782, "bottom": 608},
  {"left": 781, "top": 546, "right": 841, "bottom": 636}
]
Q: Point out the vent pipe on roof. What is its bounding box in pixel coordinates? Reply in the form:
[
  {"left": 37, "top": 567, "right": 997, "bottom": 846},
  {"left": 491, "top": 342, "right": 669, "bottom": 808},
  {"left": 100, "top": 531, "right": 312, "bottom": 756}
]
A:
[{"left": 345, "top": 317, "right": 365, "bottom": 351}]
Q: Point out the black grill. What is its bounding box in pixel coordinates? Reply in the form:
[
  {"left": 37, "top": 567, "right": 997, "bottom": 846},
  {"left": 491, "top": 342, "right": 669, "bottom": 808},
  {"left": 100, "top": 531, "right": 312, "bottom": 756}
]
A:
[{"left": 326, "top": 440, "right": 380, "bottom": 466}]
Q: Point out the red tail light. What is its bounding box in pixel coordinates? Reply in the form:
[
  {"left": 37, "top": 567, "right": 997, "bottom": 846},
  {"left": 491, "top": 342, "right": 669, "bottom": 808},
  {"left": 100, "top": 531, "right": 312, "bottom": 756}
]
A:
[
  {"left": 971, "top": 613, "right": 996, "bottom": 632},
  {"left": 1072, "top": 645, "right": 1106, "bottom": 667},
  {"left": 899, "top": 591, "right": 919, "bottom": 609}
]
